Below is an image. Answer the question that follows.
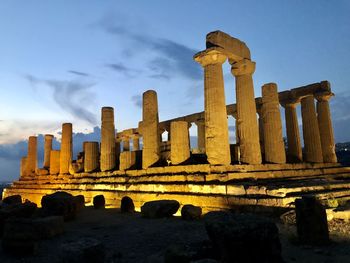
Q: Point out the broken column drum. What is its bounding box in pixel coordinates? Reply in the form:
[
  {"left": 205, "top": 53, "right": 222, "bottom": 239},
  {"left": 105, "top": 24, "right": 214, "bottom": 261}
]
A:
[
  {"left": 50, "top": 150, "right": 60, "bottom": 175},
  {"left": 261, "top": 83, "right": 286, "bottom": 164},
  {"left": 100, "top": 107, "right": 116, "bottom": 171},
  {"left": 231, "top": 59, "right": 262, "bottom": 164},
  {"left": 195, "top": 121, "right": 205, "bottom": 153},
  {"left": 194, "top": 48, "right": 231, "bottom": 165},
  {"left": 26, "top": 136, "right": 37, "bottom": 175},
  {"left": 301, "top": 95, "right": 323, "bottom": 163},
  {"left": 84, "top": 141, "right": 100, "bottom": 172},
  {"left": 43, "top": 134, "right": 54, "bottom": 169},
  {"left": 170, "top": 121, "right": 190, "bottom": 165},
  {"left": 60, "top": 123, "right": 73, "bottom": 174},
  {"left": 140, "top": 90, "right": 160, "bottom": 169}
]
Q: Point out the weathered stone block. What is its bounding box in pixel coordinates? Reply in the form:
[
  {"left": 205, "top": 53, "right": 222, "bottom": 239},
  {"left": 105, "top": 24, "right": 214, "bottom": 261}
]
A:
[
  {"left": 93, "top": 195, "right": 105, "bottom": 209},
  {"left": 181, "top": 204, "right": 202, "bottom": 220},
  {"left": 2, "top": 194, "right": 22, "bottom": 205},
  {"left": 141, "top": 200, "right": 180, "bottom": 218},
  {"left": 41, "top": 191, "right": 77, "bottom": 221},
  {"left": 120, "top": 196, "right": 135, "bottom": 213}
]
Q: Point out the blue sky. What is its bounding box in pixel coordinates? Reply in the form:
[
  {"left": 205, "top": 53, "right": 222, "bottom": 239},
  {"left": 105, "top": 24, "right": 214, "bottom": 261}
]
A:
[{"left": 0, "top": 0, "right": 350, "bottom": 181}]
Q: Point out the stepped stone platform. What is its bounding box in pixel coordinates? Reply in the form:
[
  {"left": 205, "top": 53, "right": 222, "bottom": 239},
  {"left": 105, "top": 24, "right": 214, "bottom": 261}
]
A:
[{"left": 4, "top": 163, "right": 350, "bottom": 213}]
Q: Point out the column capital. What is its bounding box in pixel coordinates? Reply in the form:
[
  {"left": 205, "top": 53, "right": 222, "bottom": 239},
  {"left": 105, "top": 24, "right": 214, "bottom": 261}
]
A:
[
  {"left": 231, "top": 59, "right": 256, "bottom": 76},
  {"left": 315, "top": 92, "right": 334, "bottom": 102},
  {"left": 280, "top": 100, "right": 299, "bottom": 109},
  {"left": 194, "top": 47, "right": 227, "bottom": 67}
]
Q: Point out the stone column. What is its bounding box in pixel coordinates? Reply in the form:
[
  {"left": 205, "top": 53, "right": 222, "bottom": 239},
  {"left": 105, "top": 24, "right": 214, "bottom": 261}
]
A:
[
  {"left": 231, "top": 59, "right": 262, "bottom": 164},
  {"left": 195, "top": 121, "right": 205, "bottom": 153},
  {"left": 261, "top": 83, "right": 286, "bottom": 163},
  {"left": 100, "top": 107, "right": 116, "bottom": 171},
  {"left": 170, "top": 121, "right": 190, "bottom": 164},
  {"left": 26, "top": 136, "right": 37, "bottom": 175},
  {"left": 316, "top": 93, "right": 337, "bottom": 163},
  {"left": 122, "top": 138, "right": 130, "bottom": 152},
  {"left": 60, "top": 123, "right": 73, "bottom": 174},
  {"left": 20, "top": 157, "right": 27, "bottom": 177},
  {"left": 43, "top": 134, "right": 54, "bottom": 169},
  {"left": 50, "top": 150, "right": 60, "bottom": 175},
  {"left": 283, "top": 102, "right": 303, "bottom": 162},
  {"left": 84, "top": 141, "right": 99, "bottom": 172},
  {"left": 133, "top": 136, "right": 140, "bottom": 151},
  {"left": 194, "top": 48, "right": 231, "bottom": 165},
  {"left": 140, "top": 90, "right": 160, "bottom": 169},
  {"left": 301, "top": 95, "right": 323, "bottom": 163},
  {"left": 256, "top": 107, "right": 265, "bottom": 158}
]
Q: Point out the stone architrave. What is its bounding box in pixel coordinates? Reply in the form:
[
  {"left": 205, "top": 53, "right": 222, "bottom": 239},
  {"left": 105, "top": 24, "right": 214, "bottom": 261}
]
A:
[
  {"left": 27, "top": 136, "right": 37, "bottom": 175},
  {"left": 20, "top": 157, "right": 27, "bottom": 177},
  {"left": 316, "top": 93, "right": 337, "bottom": 163},
  {"left": 194, "top": 48, "right": 231, "bottom": 165},
  {"left": 170, "top": 121, "right": 190, "bottom": 165},
  {"left": 43, "top": 134, "right": 54, "bottom": 169},
  {"left": 283, "top": 102, "right": 303, "bottom": 162},
  {"left": 60, "top": 123, "right": 73, "bottom": 174},
  {"left": 84, "top": 142, "right": 99, "bottom": 172},
  {"left": 195, "top": 121, "right": 205, "bottom": 153},
  {"left": 50, "top": 150, "right": 60, "bottom": 175},
  {"left": 140, "top": 90, "right": 160, "bottom": 169},
  {"left": 231, "top": 59, "right": 262, "bottom": 164},
  {"left": 261, "top": 83, "right": 286, "bottom": 163},
  {"left": 133, "top": 136, "right": 140, "bottom": 151},
  {"left": 301, "top": 95, "right": 323, "bottom": 163},
  {"left": 100, "top": 107, "right": 116, "bottom": 171}
]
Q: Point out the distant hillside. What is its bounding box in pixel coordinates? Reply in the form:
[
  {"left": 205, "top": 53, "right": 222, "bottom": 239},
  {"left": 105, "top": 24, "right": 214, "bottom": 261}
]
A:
[
  {"left": 0, "top": 182, "right": 11, "bottom": 200},
  {"left": 336, "top": 142, "right": 350, "bottom": 166}
]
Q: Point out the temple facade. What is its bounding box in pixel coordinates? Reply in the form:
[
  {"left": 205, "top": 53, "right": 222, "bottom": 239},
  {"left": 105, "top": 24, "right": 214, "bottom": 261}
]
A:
[{"left": 4, "top": 31, "right": 349, "bottom": 212}]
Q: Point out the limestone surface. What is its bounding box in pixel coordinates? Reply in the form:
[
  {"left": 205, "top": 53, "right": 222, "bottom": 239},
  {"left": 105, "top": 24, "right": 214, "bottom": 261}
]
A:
[
  {"left": 100, "top": 107, "right": 116, "bottom": 171},
  {"left": 26, "top": 136, "right": 37, "bottom": 175},
  {"left": 84, "top": 141, "right": 99, "bottom": 172},
  {"left": 60, "top": 123, "right": 73, "bottom": 174},
  {"left": 43, "top": 134, "right": 53, "bottom": 169},
  {"left": 49, "top": 150, "right": 60, "bottom": 175},
  {"left": 170, "top": 121, "right": 190, "bottom": 165}
]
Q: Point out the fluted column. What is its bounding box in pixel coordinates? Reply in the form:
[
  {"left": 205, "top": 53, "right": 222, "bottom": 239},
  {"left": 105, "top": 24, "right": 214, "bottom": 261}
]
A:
[
  {"left": 283, "top": 102, "right": 303, "bottom": 162},
  {"left": 50, "top": 150, "right": 60, "bottom": 175},
  {"left": 20, "top": 157, "right": 27, "bottom": 177},
  {"left": 84, "top": 141, "right": 99, "bottom": 172},
  {"left": 316, "top": 93, "right": 337, "bottom": 163},
  {"left": 26, "top": 136, "right": 37, "bottom": 175},
  {"left": 60, "top": 123, "right": 73, "bottom": 174},
  {"left": 301, "top": 95, "right": 323, "bottom": 163},
  {"left": 100, "top": 107, "right": 116, "bottom": 171},
  {"left": 140, "top": 90, "right": 160, "bottom": 169},
  {"left": 194, "top": 48, "right": 231, "bottom": 165},
  {"left": 122, "top": 138, "right": 130, "bottom": 152},
  {"left": 231, "top": 59, "right": 261, "bottom": 164},
  {"left": 170, "top": 121, "right": 190, "bottom": 164},
  {"left": 43, "top": 134, "right": 54, "bottom": 168},
  {"left": 261, "top": 83, "right": 286, "bottom": 163},
  {"left": 133, "top": 136, "right": 140, "bottom": 151},
  {"left": 195, "top": 121, "right": 205, "bottom": 153}
]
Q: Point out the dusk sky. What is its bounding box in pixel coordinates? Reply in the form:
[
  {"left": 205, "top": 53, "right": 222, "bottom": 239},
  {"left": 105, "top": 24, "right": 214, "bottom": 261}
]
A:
[{"left": 1, "top": 0, "right": 350, "bottom": 181}]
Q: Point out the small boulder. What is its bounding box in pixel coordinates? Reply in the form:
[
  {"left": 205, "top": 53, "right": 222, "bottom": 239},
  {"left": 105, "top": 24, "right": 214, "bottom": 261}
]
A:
[
  {"left": 2, "top": 194, "right": 22, "bottom": 205},
  {"left": 41, "top": 191, "right": 77, "bottom": 221},
  {"left": 61, "top": 238, "right": 105, "bottom": 263},
  {"left": 93, "top": 195, "right": 105, "bottom": 209},
  {"left": 295, "top": 196, "right": 329, "bottom": 245},
  {"left": 120, "top": 196, "right": 135, "bottom": 213},
  {"left": 181, "top": 205, "right": 202, "bottom": 220},
  {"left": 141, "top": 200, "right": 180, "bottom": 218},
  {"left": 204, "top": 211, "right": 283, "bottom": 263},
  {"left": 74, "top": 195, "right": 85, "bottom": 211}
]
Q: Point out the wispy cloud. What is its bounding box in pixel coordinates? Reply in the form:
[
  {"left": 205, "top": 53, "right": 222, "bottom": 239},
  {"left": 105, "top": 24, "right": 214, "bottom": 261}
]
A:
[
  {"left": 131, "top": 95, "right": 142, "bottom": 108},
  {"left": 24, "top": 74, "right": 98, "bottom": 125},
  {"left": 105, "top": 63, "right": 139, "bottom": 77},
  {"left": 67, "top": 70, "right": 90, "bottom": 77}
]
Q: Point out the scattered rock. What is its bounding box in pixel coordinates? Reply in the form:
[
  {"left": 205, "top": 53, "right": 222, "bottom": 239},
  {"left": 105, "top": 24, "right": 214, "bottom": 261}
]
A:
[
  {"left": 74, "top": 195, "right": 85, "bottom": 210},
  {"left": 181, "top": 204, "right": 202, "bottom": 220},
  {"left": 204, "top": 211, "right": 283, "bottom": 263},
  {"left": 295, "top": 196, "right": 329, "bottom": 245},
  {"left": 41, "top": 191, "right": 77, "bottom": 221},
  {"left": 280, "top": 210, "right": 296, "bottom": 225},
  {"left": 2, "top": 194, "right": 22, "bottom": 205},
  {"left": 93, "top": 195, "right": 105, "bottom": 209},
  {"left": 61, "top": 237, "right": 105, "bottom": 263},
  {"left": 121, "top": 196, "right": 135, "bottom": 213},
  {"left": 141, "top": 200, "right": 180, "bottom": 218}
]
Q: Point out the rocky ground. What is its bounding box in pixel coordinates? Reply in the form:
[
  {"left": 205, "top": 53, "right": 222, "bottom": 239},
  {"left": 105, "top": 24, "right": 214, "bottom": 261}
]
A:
[{"left": 0, "top": 206, "right": 350, "bottom": 263}]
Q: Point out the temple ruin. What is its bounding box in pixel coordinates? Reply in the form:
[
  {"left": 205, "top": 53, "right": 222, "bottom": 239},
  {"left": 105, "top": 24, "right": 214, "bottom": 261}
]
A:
[{"left": 3, "top": 31, "right": 350, "bottom": 212}]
